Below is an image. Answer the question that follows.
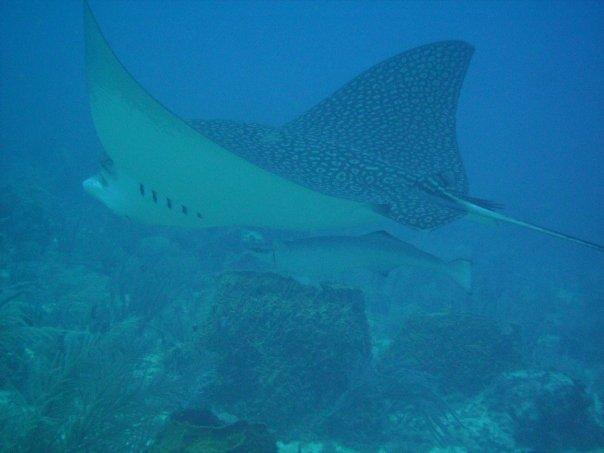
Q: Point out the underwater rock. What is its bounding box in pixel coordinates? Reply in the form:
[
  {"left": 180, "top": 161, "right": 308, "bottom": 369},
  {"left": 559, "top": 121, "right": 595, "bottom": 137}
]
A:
[
  {"left": 381, "top": 312, "right": 522, "bottom": 395},
  {"left": 151, "top": 409, "right": 277, "bottom": 453},
  {"left": 171, "top": 407, "right": 223, "bottom": 427},
  {"left": 442, "top": 394, "right": 517, "bottom": 452},
  {"left": 481, "top": 370, "right": 604, "bottom": 451},
  {"left": 0, "top": 181, "right": 61, "bottom": 258},
  {"left": 276, "top": 440, "right": 359, "bottom": 452},
  {"left": 321, "top": 364, "right": 462, "bottom": 450},
  {"left": 435, "top": 370, "right": 604, "bottom": 451},
  {"left": 202, "top": 272, "right": 371, "bottom": 435},
  {"left": 116, "top": 235, "right": 203, "bottom": 319},
  {"left": 26, "top": 263, "right": 113, "bottom": 331}
]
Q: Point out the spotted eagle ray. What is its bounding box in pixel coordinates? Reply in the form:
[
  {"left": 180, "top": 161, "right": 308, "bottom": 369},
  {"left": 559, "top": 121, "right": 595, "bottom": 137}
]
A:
[{"left": 82, "top": 3, "right": 603, "bottom": 251}]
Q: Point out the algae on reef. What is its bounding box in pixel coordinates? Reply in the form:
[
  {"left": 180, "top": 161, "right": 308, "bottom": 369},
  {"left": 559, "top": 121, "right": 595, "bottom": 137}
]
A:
[
  {"left": 151, "top": 417, "right": 277, "bottom": 453},
  {"left": 484, "top": 370, "right": 604, "bottom": 451},
  {"left": 382, "top": 312, "right": 523, "bottom": 395},
  {"left": 202, "top": 272, "right": 372, "bottom": 435}
]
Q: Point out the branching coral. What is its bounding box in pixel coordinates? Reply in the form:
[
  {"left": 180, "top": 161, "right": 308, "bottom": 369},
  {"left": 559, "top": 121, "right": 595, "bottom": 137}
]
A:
[
  {"left": 0, "top": 319, "right": 157, "bottom": 452},
  {"left": 0, "top": 297, "right": 30, "bottom": 387},
  {"left": 0, "top": 254, "right": 213, "bottom": 452}
]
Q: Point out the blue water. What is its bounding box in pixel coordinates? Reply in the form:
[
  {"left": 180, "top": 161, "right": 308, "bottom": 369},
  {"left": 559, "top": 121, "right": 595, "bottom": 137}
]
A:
[{"left": 1, "top": 1, "right": 603, "bottom": 451}]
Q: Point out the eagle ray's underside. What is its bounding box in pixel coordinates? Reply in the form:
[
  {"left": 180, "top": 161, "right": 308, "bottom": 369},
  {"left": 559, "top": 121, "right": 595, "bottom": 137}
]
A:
[{"left": 82, "top": 2, "right": 603, "bottom": 252}]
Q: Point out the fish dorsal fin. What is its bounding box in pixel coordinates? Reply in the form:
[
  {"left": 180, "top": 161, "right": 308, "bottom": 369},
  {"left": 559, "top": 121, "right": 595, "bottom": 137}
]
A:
[{"left": 361, "top": 230, "right": 397, "bottom": 241}]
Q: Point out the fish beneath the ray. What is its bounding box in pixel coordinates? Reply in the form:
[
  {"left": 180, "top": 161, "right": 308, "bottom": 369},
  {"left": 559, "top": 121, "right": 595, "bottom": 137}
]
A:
[{"left": 248, "top": 231, "right": 473, "bottom": 293}]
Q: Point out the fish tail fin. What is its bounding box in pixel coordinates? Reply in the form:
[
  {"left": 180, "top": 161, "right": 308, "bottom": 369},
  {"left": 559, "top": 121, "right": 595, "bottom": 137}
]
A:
[{"left": 447, "top": 259, "right": 472, "bottom": 293}]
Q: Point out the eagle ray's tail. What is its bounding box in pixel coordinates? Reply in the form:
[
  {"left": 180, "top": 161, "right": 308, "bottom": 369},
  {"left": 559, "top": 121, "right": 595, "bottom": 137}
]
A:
[{"left": 423, "top": 178, "right": 604, "bottom": 252}]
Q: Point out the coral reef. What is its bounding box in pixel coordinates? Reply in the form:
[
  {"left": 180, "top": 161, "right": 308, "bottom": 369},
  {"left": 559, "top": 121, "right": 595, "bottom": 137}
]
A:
[
  {"left": 202, "top": 272, "right": 372, "bottom": 435},
  {"left": 431, "top": 370, "right": 604, "bottom": 452},
  {"left": 151, "top": 409, "right": 277, "bottom": 452},
  {"left": 0, "top": 317, "right": 154, "bottom": 451},
  {"left": 0, "top": 235, "right": 212, "bottom": 450},
  {"left": 320, "top": 359, "right": 457, "bottom": 449},
  {"left": 0, "top": 179, "right": 62, "bottom": 259},
  {"left": 482, "top": 370, "right": 604, "bottom": 451},
  {"left": 382, "top": 312, "right": 523, "bottom": 395},
  {"left": 1, "top": 153, "right": 603, "bottom": 452}
]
